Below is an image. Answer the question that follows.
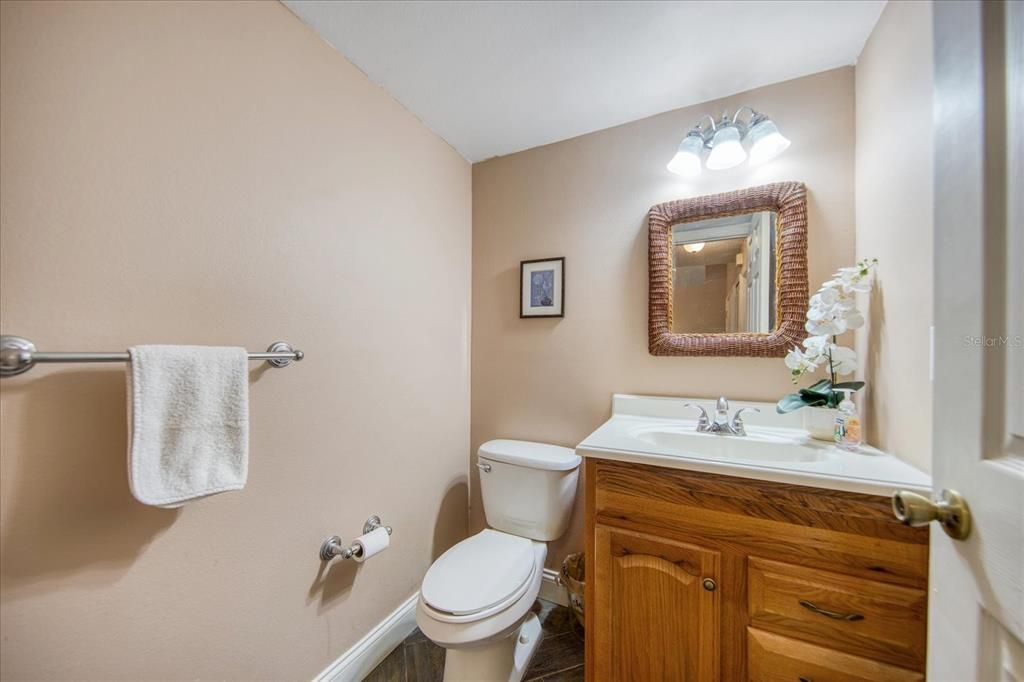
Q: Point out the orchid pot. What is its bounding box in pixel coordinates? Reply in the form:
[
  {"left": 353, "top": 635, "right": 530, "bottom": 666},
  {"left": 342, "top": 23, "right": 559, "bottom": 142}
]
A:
[{"left": 804, "top": 406, "right": 840, "bottom": 441}]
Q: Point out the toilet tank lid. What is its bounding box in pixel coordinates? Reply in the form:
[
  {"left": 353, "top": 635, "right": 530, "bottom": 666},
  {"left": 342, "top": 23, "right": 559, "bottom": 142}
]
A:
[{"left": 478, "top": 440, "right": 581, "bottom": 471}]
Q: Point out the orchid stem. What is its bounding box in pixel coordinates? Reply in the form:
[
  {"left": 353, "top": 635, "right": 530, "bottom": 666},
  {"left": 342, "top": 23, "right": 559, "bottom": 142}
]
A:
[{"left": 828, "top": 335, "right": 838, "bottom": 407}]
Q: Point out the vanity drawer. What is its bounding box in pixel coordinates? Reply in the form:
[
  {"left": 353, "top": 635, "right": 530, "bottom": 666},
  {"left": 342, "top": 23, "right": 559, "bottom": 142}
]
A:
[
  {"left": 747, "top": 628, "right": 924, "bottom": 682},
  {"left": 748, "top": 557, "right": 927, "bottom": 670}
]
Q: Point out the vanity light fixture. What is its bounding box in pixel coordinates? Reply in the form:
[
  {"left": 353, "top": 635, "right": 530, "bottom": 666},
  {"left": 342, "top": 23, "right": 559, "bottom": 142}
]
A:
[
  {"left": 706, "top": 123, "right": 746, "bottom": 170},
  {"left": 682, "top": 242, "right": 706, "bottom": 253},
  {"left": 666, "top": 131, "right": 705, "bottom": 177},
  {"left": 667, "top": 107, "right": 790, "bottom": 177}
]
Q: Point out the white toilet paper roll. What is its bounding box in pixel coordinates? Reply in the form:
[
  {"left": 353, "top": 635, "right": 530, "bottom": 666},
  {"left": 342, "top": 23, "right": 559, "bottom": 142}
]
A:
[{"left": 353, "top": 526, "right": 390, "bottom": 563}]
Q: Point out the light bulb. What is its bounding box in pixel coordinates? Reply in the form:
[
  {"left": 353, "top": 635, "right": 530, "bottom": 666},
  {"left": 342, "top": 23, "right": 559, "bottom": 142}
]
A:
[
  {"left": 706, "top": 124, "right": 746, "bottom": 170},
  {"left": 747, "top": 118, "right": 790, "bottom": 165},
  {"left": 683, "top": 242, "right": 706, "bottom": 253},
  {"left": 666, "top": 133, "right": 704, "bottom": 177}
]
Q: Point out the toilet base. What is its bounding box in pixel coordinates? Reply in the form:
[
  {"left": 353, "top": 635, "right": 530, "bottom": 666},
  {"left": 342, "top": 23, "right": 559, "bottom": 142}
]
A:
[{"left": 442, "top": 612, "right": 541, "bottom": 682}]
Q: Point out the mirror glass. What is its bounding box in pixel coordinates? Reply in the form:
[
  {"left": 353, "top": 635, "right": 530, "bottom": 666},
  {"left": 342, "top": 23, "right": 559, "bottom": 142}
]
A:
[{"left": 671, "top": 210, "right": 776, "bottom": 334}]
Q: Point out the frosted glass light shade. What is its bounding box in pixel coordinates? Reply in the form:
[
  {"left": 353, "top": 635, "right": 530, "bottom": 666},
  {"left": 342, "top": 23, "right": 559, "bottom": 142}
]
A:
[
  {"left": 706, "top": 125, "right": 746, "bottom": 170},
  {"left": 666, "top": 133, "right": 704, "bottom": 177},
  {"left": 747, "top": 118, "right": 791, "bottom": 165},
  {"left": 682, "top": 242, "right": 706, "bottom": 253}
]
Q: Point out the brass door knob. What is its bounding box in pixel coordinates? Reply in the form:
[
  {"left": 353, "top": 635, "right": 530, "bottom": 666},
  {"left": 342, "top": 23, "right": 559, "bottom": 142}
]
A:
[{"left": 892, "top": 489, "right": 971, "bottom": 540}]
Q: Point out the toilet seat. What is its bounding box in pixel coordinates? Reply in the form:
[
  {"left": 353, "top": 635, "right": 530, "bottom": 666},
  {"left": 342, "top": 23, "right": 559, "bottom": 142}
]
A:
[
  {"left": 421, "top": 530, "right": 536, "bottom": 622},
  {"left": 417, "top": 536, "right": 548, "bottom": 651}
]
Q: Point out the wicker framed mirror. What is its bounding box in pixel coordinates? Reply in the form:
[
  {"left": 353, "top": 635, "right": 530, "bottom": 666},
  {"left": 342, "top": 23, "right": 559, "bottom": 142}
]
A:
[{"left": 648, "top": 181, "right": 808, "bottom": 357}]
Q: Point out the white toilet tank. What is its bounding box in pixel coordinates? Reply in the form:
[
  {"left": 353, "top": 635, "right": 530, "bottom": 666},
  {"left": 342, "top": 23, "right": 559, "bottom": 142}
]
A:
[{"left": 477, "top": 440, "right": 581, "bottom": 541}]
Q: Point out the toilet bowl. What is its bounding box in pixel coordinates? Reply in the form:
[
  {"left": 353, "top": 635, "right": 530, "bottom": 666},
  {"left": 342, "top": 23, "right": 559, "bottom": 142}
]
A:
[
  {"left": 416, "top": 440, "right": 581, "bottom": 682},
  {"left": 416, "top": 531, "right": 547, "bottom": 680}
]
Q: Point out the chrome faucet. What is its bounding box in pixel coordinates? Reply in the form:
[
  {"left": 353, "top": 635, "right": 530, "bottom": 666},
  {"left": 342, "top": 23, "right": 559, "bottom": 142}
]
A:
[{"left": 684, "top": 397, "right": 760, "bottom": 437}]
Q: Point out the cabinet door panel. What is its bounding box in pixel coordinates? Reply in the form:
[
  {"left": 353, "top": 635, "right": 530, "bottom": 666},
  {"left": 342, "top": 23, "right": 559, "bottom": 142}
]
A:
[{"left": 593, "top": 525, "right": 720, "bottom": 681}]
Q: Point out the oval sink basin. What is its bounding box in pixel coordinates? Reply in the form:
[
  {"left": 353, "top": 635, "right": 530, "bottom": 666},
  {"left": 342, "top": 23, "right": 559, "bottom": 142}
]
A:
[{"left": 627, "top": 425, "right": 828, "bottom": 463}]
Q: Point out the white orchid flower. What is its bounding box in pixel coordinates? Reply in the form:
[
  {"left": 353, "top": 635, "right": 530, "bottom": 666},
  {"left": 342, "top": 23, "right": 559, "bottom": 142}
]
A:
[
  {"left": 832, "top": 296, "right": 856, "bottom": 311},
  {"left": 784, "top": 347, "right": 806, "bottom": 371},
  {"left": 843, "top": 310, "right": 865, "bottom": 330},
  {"left": 802, "top": 335, "right": 829, "bottom": 356},
  {"left": 785, "top": 346, "right": 823, "bottom": 379},
  {"left": 807, "top": 304, "right": 830, "bottom": 321},
  {"left": 829, "top": 259, "right": 879, "bottom": 294},
  {"left": 816, "top": 287, "right": 840, "bottom": 304},
  {"left": 806, "top": 319, "right": 832, "bottom": 336},
  {"left": 845, "top": 279, "right": 873, "bottom": 294},
  {"left": 830, "top": 345, "right": 858, "bottom": 375},
  {"left": 806, "top": 315, "right": 847, "bottom": 336}
]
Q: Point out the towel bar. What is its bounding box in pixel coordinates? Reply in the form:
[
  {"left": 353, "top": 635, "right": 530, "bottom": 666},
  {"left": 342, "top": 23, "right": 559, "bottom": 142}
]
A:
[{"left": 0, "top": 335, "right": 304, "bottom": 377}]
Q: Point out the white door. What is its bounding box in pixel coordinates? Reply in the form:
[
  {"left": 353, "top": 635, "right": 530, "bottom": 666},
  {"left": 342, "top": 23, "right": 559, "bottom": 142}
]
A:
[
  {"left": 929, "top": 1, "right": 1024, "bottom": 679},
  {"left": 743, "top": 211, "right": 771, "bottom": 333}
]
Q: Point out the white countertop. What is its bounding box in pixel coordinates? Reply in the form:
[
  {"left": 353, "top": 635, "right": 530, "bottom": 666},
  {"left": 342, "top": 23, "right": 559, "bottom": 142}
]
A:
[{"left": 576, "top": 394, "right": 932, "bottom": 497}]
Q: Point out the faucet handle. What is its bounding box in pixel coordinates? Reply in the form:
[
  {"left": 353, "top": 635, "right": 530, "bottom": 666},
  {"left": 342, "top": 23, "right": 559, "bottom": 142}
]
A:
[
  {"left": 683, "top": 403, "right": 711, "bottom": 429},
  {"left": 731, "top": 406, "right": 761, "bottom": 430}
]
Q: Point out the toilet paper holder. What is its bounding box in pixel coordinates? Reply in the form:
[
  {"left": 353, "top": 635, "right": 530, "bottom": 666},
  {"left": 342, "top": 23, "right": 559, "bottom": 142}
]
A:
[{"left": 319, "top": 515, "right": 393, "bottom": 561}]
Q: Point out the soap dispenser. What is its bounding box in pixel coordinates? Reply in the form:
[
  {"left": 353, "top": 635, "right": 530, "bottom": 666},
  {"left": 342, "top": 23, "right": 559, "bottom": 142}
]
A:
[{"left": 834, "top": 389, "right": 862, "bottom": 451}]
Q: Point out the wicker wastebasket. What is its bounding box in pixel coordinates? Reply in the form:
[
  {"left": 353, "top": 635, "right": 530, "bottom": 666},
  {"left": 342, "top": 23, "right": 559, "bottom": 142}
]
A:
[{"left": 558, "top": 552, "right": 585, "bottom": 628}]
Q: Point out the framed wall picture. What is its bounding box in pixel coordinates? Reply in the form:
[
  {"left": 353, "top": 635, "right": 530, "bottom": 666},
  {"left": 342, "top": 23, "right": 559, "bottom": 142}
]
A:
[{"left": 520, "top": 257, "right": 565, "bottom": 318}]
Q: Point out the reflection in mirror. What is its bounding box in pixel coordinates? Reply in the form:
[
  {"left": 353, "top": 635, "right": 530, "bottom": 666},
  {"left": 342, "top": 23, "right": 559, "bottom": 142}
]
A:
[{"left": 672, "top": 211, "right": 775, "bottom": 334}]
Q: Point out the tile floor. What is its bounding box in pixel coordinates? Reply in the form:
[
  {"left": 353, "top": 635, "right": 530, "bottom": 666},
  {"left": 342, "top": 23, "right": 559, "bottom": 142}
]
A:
[{"left": 364, "top": 599, "right": 584, "bottom": 682}]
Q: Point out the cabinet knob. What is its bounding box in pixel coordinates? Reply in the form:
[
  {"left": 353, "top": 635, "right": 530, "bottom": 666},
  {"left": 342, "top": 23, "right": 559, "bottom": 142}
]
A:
[{"left": 702, "top": 578, "right": 716, "bottom": 592}]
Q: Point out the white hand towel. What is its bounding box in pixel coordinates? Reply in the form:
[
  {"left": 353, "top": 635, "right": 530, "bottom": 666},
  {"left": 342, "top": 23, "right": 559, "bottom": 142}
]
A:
[{"left": 127, "top": 345, "right": 249, "bottom": 507}]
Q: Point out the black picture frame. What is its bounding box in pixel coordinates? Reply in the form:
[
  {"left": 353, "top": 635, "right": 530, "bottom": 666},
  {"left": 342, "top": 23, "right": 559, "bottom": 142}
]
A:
[{"left": 519, "top": 257, "right": 565, "bottom": 318}]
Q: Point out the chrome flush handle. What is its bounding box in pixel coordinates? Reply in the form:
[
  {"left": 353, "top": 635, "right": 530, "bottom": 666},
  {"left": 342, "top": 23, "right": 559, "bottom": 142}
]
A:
[{"left": 476, "top": 461, "right": 492, "bottom": 473}]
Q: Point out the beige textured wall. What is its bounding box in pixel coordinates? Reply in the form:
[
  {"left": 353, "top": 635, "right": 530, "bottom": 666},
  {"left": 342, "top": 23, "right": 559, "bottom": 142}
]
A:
[
  {"left": 471, "top": 68, "right": 857, "bottom": 568},
  {"left": 854, "top": 0, "right": 934, "bottom": 473},
  {"left": 0, "top": 2, "right": 470, "bottom": 679}
]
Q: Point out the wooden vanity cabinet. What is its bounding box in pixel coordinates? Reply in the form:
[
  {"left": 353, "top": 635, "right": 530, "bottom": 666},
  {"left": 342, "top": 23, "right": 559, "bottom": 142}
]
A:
[{"left": 584, "top": 459, "right": 930, "bottom": 681}]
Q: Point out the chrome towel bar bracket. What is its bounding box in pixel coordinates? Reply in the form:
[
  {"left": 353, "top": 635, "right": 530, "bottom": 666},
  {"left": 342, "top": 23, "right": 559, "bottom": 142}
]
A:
[{"left": 0, "top": 335, "right": 304, "bottom": 377}]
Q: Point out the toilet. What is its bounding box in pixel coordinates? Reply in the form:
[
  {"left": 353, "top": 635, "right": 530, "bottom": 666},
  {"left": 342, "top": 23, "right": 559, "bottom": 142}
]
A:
[{"left": 416, "top": 439, "right": 581, "bottom": 682}]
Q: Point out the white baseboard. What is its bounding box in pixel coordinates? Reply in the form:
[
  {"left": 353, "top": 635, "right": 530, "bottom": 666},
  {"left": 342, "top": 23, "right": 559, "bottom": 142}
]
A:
[
  {"left": 314, "top": 592, "right": 419, "bottom": 682},
  {"left": 539, "top": 568, "right": 568, "bottom": 607},
  {"left": 315, "top": 572, "right": 567, "bottom": 681}
]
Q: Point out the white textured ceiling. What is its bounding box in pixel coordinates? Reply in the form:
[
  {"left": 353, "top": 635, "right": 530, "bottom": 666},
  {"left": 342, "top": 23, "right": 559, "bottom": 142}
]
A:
[{"left": 284, "top": 1, "right": 885, "bottom": 162}]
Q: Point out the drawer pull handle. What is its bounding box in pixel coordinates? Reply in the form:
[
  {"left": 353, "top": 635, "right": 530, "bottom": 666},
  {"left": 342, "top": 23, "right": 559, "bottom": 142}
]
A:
[{"left": 798, "top": 599, "right": 864, "bottom": 621}]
